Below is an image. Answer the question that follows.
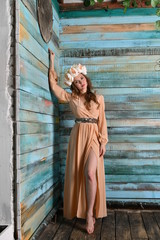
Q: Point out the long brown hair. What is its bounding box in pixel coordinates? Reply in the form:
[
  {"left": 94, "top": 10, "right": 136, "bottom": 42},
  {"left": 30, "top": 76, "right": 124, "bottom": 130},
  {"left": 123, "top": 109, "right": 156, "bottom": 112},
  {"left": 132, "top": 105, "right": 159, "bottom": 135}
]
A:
[{"left": 70, "top": 74, "right": 100, "bottom": 110}]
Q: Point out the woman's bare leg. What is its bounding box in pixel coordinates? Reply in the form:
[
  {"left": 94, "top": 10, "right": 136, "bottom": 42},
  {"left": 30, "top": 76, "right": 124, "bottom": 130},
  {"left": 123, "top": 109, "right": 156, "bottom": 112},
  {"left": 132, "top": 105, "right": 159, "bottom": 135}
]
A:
[{"left": 84, "top": 148, "right": 97, "bottom": 234}]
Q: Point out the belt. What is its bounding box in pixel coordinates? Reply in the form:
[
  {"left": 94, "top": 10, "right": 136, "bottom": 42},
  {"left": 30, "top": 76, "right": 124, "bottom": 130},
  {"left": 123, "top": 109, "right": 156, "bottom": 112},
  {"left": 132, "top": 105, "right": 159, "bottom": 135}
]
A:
[{"left": 75, "top": 118, "right": 98, "bottom": 124}]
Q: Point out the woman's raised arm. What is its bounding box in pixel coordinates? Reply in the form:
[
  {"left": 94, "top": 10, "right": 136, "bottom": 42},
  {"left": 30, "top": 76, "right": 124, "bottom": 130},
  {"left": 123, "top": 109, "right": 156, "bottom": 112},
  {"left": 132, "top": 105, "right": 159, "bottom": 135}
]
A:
[{"left": 48, "top": 49, "right": 71, "bottom": 103}]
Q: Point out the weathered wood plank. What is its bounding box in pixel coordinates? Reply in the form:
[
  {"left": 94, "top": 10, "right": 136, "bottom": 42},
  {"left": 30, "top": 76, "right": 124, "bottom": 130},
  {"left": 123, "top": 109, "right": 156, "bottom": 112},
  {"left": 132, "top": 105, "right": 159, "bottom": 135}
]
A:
[
  {"left": 105, "top": 175, "right": 160, "bottom": 183},
  {"left": 60, "top": 48, "right": 160, "bottom": 58},
  {"left": 60, "top": 15, "right": 159, "bottom": 26},
  {"left": 115, "top": 211, "right": 131, "bottom": 240},
  {"left": 154, "top": 212, "right": 160, "bottom": 229},
  {"left": 19, "top": 24, "right": 48, "bottom": 67},
  {"left": 107, "top": 183, "right": 160, "bottom": 191},
  {"left": 60, "top": 31, "right": 160, "bottom": 43},
  {"left": 62, "top": 62, "right": 160, "bottom": 73},
  {"left": 101, "top": 212, "right": 115, "bottom": 240},
  {"left": 18, "top": 90, "right": 57, "bottom": 115},
  {"left": 60, "top": 39, "right": 160, "bottom": 49},
  {"left": 17, "top": 121, "right": 58, "bottom": 135},
  {"left": 128, "top": 212, "right": 147, "bottom": 240},
  {"left": 21, "top": 191, "right": 60, "bottom": 240},
  {"left": 59, "top": 8, "right": 157, "bottom": 18},
  {"left": 21, "top": 183, "right": 60, "bottom": 224},
  {"left": 20, "top": 163, "right": 60, "bottom": 201},
  {"left": 60, "top": 55, "right": 160, "bottom": 65},
  {"left": 18, "top": 109, "right": 59, "bottom": 123},
  {"left": 18, "top": 131, "right": 59, "bottom": 154},
  {"left": 20, "top": 145, "right": 59, "bottom": 168},
  {"left": 59, "top": 109, "right": 160, "bottom": 120},
  {"left": 142, "top": 212, "right": 160, "bottom": 240},
  {"left": 60, "top": 23, "right": 155, "bottom": 34},
  {"left": 53, "top": 217, "right": 76, "bottom": 240},
  {"left": 107, "top": 191, "right": 160, "bottom": 199},
  {"left": 21, "top": 181, "right": 60, "bottom": 217}
]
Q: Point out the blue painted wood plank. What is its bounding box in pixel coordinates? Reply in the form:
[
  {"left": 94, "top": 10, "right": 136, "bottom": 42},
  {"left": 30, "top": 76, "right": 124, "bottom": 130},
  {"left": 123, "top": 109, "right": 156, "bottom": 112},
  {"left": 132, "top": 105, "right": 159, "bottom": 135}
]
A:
[
  {"left": 18, "top": 121, "right": 58, "bottom": 134},
  {"left": 60, "top": 8, "right": 157, "bottom": 18},
  {"left": 60, "top": 55, "right": 160, "bottom": 65},
  {"left": 19, "top": 90, "right": 57, "bottom": 115},
  {"left": 106, "top": 175, "right": 160, "bottom": 183},
  {"left": 20, "top": 145, "right": 59, "bottom": 168},
  {"left": 60, "top": 15, "right": 159, "bottom": 26},
  {"left": 106, "top": 190, "right": 160, "bottom": 199},
  {"left": 18, "top": 110, "right": 59, "bottom": 123},
  {"left": 22, "top": 188, "right": 60, "bottom": 240},
  {"left": 20, "top": 161, "right": 60, "bottom": 201},
  {"left": 21, "top": 182, "right": 60, "bottom": 216},
  {"left": 60, "top": 31, "right": 160, "bottom": 42},
  {"left": 106, "top": 183, "right": 160, "bottom": 191},
  {"left": 19, "top": 132, "right": 59, "bottom": 154},
  {"left": 20, "top": 153, "right": 59, "bottom": 182},
  {"left": 60, "top": 39, "right": 160, "bottom": 49}
]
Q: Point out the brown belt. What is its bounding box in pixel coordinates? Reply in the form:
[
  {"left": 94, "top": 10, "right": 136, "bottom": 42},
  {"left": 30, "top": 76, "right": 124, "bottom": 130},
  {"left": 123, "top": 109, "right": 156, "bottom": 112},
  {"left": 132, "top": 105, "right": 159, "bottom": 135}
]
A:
[{"left": 75, "top": 118, "right": 98, "bottom": 124}]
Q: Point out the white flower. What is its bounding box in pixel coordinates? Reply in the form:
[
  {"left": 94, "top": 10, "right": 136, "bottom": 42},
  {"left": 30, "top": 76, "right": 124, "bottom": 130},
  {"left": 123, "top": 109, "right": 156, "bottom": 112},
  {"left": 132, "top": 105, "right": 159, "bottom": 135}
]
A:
[
  {"left": 64, "top": 63, "right": 87, "bottom": 86},
  {"left": 64, "top": 72, "right": 74, "bottom": 86},
  {"left": 69, "top": 66, "right": 79, "bottom": 78}
]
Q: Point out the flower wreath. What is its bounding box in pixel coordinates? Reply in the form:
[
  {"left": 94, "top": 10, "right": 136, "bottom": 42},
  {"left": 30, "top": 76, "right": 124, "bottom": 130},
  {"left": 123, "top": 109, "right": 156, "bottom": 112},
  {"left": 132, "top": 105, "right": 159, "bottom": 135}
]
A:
[{"left": 64, "top": 63, "right": 87, "bottom": 86}]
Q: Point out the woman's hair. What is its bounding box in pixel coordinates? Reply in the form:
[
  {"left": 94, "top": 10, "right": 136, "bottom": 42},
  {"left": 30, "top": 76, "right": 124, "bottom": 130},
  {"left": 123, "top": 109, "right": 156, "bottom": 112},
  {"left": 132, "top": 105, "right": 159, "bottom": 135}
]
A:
[{"left": 70, "top": 73, "right": 100, "bottom": 110}]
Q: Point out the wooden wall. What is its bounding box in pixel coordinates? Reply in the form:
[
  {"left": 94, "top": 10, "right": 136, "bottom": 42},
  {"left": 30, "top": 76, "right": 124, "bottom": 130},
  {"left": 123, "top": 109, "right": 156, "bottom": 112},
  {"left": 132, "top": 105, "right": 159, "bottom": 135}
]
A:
[
  {"left": 59, "top": 8, "right": 160, "bottom": 204},
  {"left": 16, "top": 0, "right": 61, "bottom": 239}
]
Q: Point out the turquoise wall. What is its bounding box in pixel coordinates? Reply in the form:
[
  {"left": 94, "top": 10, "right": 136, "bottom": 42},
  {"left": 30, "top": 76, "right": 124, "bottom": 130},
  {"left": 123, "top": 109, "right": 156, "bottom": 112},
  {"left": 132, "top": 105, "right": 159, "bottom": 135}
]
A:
[
  {"left": 16, "top": 1, "right": 61, "bottom": 239},
  {"left": 59, "top": 8, "right": 160, "bottom": 204}
]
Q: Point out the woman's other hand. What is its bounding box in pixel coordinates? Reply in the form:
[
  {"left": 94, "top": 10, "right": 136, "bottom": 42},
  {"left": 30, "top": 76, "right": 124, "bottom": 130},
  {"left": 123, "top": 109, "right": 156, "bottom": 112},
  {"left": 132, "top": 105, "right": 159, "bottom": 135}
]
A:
[{"left": 99, "top": 144, "right": 106, "bottom": 157}]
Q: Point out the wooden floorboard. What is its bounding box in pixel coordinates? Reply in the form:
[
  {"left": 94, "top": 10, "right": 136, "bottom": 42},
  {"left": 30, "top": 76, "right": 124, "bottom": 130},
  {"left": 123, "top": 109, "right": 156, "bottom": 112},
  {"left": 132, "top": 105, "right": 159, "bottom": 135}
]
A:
[
  {"left": 128, "top": 212, "right": 148, "bottom": 240},
  {"left": 142, "top": 212, "right": 160, "bottom": 240},
  {"left": 37, "top": 209, "right": 160, "bottom": 240},
  {"left": 101, "top": 212, "right": 115, "bottom": 240},
  {"left": 116, "top": 211, "right": 131, "bottom": 240}
]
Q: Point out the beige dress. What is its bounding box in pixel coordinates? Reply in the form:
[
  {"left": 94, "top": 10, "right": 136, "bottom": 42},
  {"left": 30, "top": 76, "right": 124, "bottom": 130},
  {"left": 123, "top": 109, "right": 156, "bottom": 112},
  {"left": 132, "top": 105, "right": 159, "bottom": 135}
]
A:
[{"left": 52, "top": 83, "right": 108, "bottom": 219}]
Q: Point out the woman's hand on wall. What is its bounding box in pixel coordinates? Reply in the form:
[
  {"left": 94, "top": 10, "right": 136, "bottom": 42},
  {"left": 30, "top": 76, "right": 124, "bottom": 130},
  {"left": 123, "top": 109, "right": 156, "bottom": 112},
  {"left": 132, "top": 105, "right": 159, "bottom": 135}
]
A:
[{"left": 99, "top": 143, "right": 106, "bottom": 157}]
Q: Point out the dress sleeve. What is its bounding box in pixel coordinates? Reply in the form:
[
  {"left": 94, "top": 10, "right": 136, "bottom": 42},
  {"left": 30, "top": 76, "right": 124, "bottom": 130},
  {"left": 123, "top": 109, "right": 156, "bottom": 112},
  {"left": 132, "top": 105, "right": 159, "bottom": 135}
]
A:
[
  {"left": 52, "top": 83, "right": 71, "bottom": 103},
  {"left": 49, "top": 70, "right": 71, "bottom": 103},
  {"left": 97, "top": 95, "right": 108, "bottom": 145}
]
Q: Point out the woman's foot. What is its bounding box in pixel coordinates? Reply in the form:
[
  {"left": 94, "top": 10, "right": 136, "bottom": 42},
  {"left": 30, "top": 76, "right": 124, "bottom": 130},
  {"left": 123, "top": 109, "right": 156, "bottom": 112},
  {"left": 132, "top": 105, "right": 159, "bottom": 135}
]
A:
[
  {"left": 86, "top": 213, "right": 94, "bottom": 234},
  {"left": 93, "top": 216, "right": 96, "bottom": 224}
]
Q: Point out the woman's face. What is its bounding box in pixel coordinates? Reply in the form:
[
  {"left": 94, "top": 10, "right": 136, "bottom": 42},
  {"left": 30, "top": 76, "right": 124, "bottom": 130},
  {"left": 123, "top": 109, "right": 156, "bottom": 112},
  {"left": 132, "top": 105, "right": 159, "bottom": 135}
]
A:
[{"left": 73, "top": 73, "right": 87, "bottom": 94}]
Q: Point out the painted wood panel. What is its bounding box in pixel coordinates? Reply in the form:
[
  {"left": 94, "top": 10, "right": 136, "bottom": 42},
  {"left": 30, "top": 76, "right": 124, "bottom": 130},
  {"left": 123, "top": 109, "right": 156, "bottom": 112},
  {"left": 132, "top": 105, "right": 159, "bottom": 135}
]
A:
[
  {"left": 16, "top": 1, "right": 61, "bottom": 239},
  {"left": 59, "top": 7, "right": 160, "bottom": 205}
]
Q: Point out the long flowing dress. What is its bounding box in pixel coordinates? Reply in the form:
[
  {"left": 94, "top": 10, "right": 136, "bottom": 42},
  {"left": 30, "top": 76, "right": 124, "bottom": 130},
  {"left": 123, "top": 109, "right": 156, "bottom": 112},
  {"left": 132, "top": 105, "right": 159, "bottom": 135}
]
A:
[{"left": 51, "top": 83, "right": 108, "bottom": 220}]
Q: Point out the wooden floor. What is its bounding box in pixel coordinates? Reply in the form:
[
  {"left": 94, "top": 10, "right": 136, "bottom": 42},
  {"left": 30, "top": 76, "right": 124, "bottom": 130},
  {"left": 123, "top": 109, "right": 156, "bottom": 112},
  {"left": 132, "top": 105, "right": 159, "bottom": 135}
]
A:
[{"left": 37, "top": 209, "right": 160, "bottom": 240}]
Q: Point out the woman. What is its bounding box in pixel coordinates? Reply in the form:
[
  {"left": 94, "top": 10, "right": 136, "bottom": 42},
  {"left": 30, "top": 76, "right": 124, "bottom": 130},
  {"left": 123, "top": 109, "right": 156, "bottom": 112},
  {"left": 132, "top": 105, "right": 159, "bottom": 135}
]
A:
[{"left": 48, "top": 48, "right": 108, "bottom": 234}]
